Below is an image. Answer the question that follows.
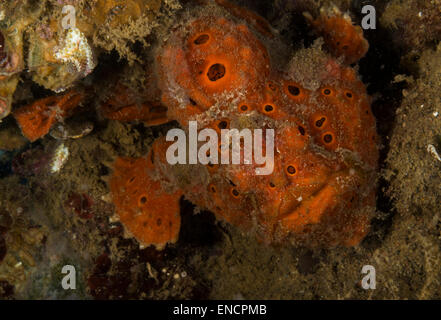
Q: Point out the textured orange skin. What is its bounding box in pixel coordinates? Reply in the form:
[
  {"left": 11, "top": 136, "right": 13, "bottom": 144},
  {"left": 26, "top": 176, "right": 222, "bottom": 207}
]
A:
[
  {"left": 14, "top": 90, "right": 84, "bottom": 142},
  {"left": 109, "top": 6, "right": 379, "bottom": 248},
  {"left": 109, "top": 151, "right": 182, "bottom": 249},
  {"left": 308, "top": 10, "right": 369, "bottom": 65}
]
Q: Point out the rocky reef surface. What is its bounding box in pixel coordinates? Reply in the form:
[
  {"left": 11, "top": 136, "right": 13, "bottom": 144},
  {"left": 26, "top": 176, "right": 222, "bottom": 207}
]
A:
[{"left": 0, "top": 0, "right": 440, "bottom": 299}]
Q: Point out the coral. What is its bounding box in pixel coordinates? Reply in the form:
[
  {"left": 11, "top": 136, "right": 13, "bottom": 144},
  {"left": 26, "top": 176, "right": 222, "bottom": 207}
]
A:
[
  {"left": 26, "top": 20, "right": 97, "bottom": 92},
  {"left": 86, "top": 0, "right": 182, "bottom": 63},
  {"left": 109, "top": 2, "right": 379, "bottom": 249},
  {"left": 27, "top": 25, "right": 96, "bottom": 92},
  {"left": 0, "top": 18, "right": 25, "bottom": 117},
  {"left": 13, "top": 90, "right": 84, "bottom": 142},
  {"left": 0, "top": 8, "right": 31, "bottom": 80},
  {"left": 0, "top": 75, "right": 19, "bottom": 120},
  {"left": 0, "top": 3, "right": 44, "bottom": 111},
  {"left": 0, "top": 30, "right": 22, "bottom": 80},
  {"left": 0, "top": 0, "right": 181, "bottom": 120},
  {"left": 0, "top": 42, "right": 20, "bottom": 119},
  {"left": 54, "top": 27, "right": 95, "bottom": 80}
]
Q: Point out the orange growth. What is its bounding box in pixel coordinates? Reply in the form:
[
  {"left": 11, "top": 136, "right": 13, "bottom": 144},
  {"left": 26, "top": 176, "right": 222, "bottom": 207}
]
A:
[{"left": 14, "top": 90, "right": 84, "bottom": 142}]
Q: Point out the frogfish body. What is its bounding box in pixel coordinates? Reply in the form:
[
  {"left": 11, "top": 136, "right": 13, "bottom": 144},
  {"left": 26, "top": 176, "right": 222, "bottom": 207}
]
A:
[{"left": 108, "top": 1, "right": 379, "bottom": 249}]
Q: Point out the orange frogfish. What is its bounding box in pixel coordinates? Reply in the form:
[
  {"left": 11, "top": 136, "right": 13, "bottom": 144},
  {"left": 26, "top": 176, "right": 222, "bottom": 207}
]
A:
[{"left": 107, "top": 1, "right": 378, "bottom": 249}]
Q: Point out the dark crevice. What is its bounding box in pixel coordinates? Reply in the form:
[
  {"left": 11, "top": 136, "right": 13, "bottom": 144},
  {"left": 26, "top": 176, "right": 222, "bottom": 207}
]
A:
[
  {"left": 355, "top": 7, "right": 408, "bottom": 249},
  {"left": 177, "top": 198, "right": 223, "bottom": 248}
]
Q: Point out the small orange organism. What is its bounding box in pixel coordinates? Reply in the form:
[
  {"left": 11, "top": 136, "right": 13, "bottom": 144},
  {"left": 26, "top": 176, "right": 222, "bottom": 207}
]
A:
[
  {"left": 14, "top": 90, "right": 84, "bottom": 142},
  {"left": 106, "top": 2, "right": 379, "bottom": 249}
]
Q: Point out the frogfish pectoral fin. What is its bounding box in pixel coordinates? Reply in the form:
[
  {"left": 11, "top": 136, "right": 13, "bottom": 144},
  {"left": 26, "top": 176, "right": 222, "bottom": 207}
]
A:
[
  {"left": 278, "top": 168, "right": 373, "bottom": 246},
  {"left": 109, "top": 149, "right": 182, "bottom": 250}
]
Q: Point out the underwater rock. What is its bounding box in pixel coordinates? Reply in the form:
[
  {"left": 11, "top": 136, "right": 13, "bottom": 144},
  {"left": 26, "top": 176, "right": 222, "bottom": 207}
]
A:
[
  {"left": 385, "top": 44, "right": 441, "bottom": 214},
  {"left": 381, "top": 0, "right": 441, "bottom": 55},
  {"left": 0, "top": 207, "right": 46, "bottom": 295},
  {"left": 49, "top": 117, "right": 94, "bottom": 140},
  {"left": 27, "top": 26, "right": 96, "bottom": 93},
  {"left": 0, "top": 1, "right": 39, "bottom": 119}
]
